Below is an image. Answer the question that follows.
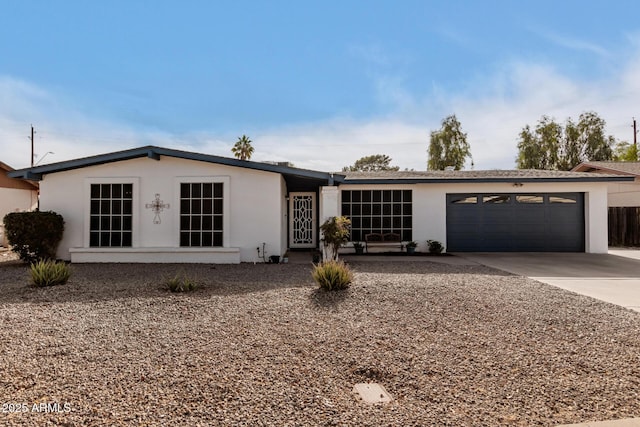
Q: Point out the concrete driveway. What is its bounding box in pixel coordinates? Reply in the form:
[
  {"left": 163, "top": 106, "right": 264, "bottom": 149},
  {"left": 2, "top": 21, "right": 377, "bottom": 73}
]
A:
[{"left": 457, "top": 251, "right": 640, "bottom": 312}]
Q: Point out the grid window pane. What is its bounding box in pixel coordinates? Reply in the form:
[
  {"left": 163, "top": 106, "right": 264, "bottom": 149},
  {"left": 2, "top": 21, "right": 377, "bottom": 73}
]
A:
[
  {"left": 90, "top": 183, "right": 133, "bottom": 247},
  {"left": 341, "top": 190, "right": 412, "bottom": 242},
  {"left": 203, "top": 183, "right": 213, "bottom": 198},
  {"left": 180, "top": 182, "right": 223, "bottom": 247}
]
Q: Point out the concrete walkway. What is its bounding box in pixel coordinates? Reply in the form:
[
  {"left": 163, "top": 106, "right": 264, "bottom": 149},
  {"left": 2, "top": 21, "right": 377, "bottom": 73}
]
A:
[{"left": 456, "top": 252, "right": 640, "bottom": 312}]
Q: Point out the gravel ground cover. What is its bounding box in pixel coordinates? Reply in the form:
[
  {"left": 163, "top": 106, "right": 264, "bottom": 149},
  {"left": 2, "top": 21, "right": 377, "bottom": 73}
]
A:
[{"left": 1, "top": 259, "right": 639, "bottom": 426}]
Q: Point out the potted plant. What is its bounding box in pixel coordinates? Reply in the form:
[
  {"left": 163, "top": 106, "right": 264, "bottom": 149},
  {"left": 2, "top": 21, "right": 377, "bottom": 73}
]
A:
[
  {"left": 427, "top": 240, "right": 444, "bottom": 254},
  {"left": 406, "top": 241, "right": 417, "bottom": 254},
  {"left": 353, "top": 242, "right": 364, "bottom": 255}
]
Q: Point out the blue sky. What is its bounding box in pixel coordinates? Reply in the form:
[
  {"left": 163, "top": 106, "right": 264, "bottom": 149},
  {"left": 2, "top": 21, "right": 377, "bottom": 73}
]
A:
[{"left": 1, "top": 1, "right": 639, "bottom": 171}]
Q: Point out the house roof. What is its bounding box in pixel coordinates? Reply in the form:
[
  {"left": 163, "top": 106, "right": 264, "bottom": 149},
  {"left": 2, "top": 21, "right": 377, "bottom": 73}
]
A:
[
  {"left": 7, "top": 145, "right": 633, "bottom": 185},
  {"left": 338, "top": 169, "right": 634, "bottom": 184},
  {"left": 1, "top": 160, "right": 39, "bottom": 190},
  {"left": 7, "top": 146, "right": 339, "bottom": 186},
  {"left": 571, "top": 161, "right": 640, "bottom": 176}
]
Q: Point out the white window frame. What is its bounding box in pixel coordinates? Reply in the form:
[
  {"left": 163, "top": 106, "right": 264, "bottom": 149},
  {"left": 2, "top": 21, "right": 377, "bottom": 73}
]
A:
[
  {"left": 174, "top": 176, "right": 230, "bottom": 248},
  {"left": 83, "top": 177, "right": 140, "bottom": 248}
]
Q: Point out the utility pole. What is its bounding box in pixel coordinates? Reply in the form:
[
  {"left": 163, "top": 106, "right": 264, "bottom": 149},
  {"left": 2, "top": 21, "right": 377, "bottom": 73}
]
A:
[
  {"left": 30, "top": 125, "right": 35, "bottom": 167},
  {"left": 633, "top": 118, "right": 638, "bottom": 161}
]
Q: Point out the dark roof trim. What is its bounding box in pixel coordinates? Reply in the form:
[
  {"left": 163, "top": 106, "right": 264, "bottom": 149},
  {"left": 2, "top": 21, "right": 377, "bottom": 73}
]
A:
[
  {"left": 336, "top": 176, "right": 635, "bottom": 185},
  {"left": 7, "top": 145, "right": 337, "bottom": 182}
]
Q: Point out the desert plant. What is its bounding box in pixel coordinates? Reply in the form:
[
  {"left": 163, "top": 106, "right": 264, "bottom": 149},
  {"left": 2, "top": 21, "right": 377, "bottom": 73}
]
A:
[
  {"left": 427, "top": 239, "right": 445, "bottom": 254},
  {"left": 319, "top": 216, "right": 351, "bottom": 261},
  {"left": 3, "top": 211, "right": 65, "bottom": 263},
  {"left": 166, "top": 273, "right": 199, "bottom": 293},
  {"left": 30, "top": 259, "right": 71, "bottom": 287},
  {"left": 312, "top": 260, "right": 354, "bottom": 291},
  {"left": 406, "top": 241, "right": 417, "bottom": 248}
]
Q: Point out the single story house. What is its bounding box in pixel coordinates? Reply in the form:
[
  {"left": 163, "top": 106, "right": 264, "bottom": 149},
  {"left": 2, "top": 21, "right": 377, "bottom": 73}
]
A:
[
  {"left": 7, "top": 146, "right": 634, "bottom": 263},
  {"left": 0, "top": 161, "right": 39, "bottom": 246},
  {"left": 571, "top": 161, "right": 640, "bottom": 207}
]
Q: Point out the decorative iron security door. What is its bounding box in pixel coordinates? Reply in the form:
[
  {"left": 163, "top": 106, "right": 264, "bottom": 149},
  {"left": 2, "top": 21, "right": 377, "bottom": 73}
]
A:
[{"left": 289, "top": 192, "right": 316, "bottom": 248}]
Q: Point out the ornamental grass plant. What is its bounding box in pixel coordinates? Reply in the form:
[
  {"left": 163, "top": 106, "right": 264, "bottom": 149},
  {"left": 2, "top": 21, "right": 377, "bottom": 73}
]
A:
[
  {"left": 312, "top": 260, "right": 353, "bottom": 291},
  {"left": 30, "top": 259, "right": 71, "bottom": 287}
]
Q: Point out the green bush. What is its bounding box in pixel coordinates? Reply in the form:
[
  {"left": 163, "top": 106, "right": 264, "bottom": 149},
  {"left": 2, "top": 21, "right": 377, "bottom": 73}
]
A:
[
  {"left": 312, "top": 260, "right": 354, "bottom": 291},
  {"left": 30, "top": 260, "right": 71, "bottom": 287},
  {"left": 166, "top": 273, "right": 198, "bottom": 293},
  {"left": 427, "top": 239, "right": 444, "bottom": 254},
  {"left": 3, "top": 211, "right": 65, "bottom": 263}
]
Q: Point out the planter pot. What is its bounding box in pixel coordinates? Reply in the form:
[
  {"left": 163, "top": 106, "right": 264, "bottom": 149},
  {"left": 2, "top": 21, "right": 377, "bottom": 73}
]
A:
[
  {"left": 269, "top": 255, "right": 280, "bottom": 264},
  {"left": 312, "top": 254, "right": 321, "bottom": 264},
  {"left": 354, "top": 247, "right": 364, "bottom": 255},
  {"left": 406, "top": 247, "right": 416, "bottom": 254}
]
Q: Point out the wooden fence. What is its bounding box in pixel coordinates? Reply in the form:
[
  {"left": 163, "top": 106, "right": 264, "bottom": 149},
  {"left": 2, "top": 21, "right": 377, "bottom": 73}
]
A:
[{"left": 609, "top": 207, "right": 640, "bottom": 247}]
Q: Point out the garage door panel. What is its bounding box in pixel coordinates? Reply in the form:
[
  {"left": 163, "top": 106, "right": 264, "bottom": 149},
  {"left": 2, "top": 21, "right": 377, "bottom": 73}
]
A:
[{"left": 447, "top": 193, "right": 584, "bottom": 252}]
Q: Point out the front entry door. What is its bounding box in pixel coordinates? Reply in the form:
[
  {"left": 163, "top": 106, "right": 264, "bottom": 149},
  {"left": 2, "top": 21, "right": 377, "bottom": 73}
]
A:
[{"left": 289, "top": 192, "right": 316, "bottom": 248}]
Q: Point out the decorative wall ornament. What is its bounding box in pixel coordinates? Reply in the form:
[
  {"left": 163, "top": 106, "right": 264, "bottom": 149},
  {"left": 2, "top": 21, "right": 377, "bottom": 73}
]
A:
[{"left": 145, "top": 193, "right": 170, "bottom": 224}]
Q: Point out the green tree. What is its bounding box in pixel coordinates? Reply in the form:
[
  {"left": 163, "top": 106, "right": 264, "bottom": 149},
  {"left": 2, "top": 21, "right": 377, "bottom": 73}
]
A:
[
  {"left": 517, "top": 112, "right": 615, "bottom": 170},
  {"left": 231, "top": 135, "right": 254, "bottom": 160},
  {"left": 342, "top": 154, "right": 400, "bottom": 172},
  {"left": 516, "top": 116, "right": 562, "bottom": 169},
  {"left": 613, "top": 141, "right": 638, "bottom": 161},
  {"left": 428, "top": 114, "right": 472, "bottom": 170}
]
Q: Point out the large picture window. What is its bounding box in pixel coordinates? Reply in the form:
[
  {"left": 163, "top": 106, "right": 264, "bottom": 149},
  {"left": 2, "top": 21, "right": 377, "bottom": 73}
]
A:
[
  {"left": 341, "top": 190, "right": 412, "bottom": 241},
  {"left": 180, "top": 182, "right": 223, "bottom": 247},
  {"left": 90, "top": 183, "right": 133, "bottom": 247}
]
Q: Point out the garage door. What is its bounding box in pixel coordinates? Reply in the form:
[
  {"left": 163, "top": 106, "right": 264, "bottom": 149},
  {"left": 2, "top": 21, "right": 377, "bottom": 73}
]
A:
[{"left": 446, "top": 193, "right": 584, "bottom": 252}]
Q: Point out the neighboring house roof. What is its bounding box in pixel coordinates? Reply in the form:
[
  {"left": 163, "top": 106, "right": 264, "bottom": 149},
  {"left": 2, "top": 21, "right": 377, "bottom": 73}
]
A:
[
  {"left": 0, "top": 161, "right": 39, "bottom": 190},
  {"left": 7, "top": 145, "right": 634, "bottom": 185},
  {"left": 572, "top": 161, "right": 640, "bottom": 177}
]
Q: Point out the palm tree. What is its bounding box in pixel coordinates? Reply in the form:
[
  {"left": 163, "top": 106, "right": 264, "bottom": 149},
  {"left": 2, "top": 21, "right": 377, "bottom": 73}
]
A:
[{"left": 231, "top": 135, "right": 254, "bottom": 160}]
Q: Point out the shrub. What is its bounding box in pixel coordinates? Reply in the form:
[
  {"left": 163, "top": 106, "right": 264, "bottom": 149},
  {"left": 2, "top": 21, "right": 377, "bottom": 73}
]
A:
[
  {"left": 427, "top": 239, "right": 444, "bottom": 254},
  {"left": 319, "top": 216, "right": 351, "bottom": 261},
  {"left": 167, "top": 273, "right": 198, "bottom": 293},
  {"left": 30, "top": 260, "right": 71, "bottom": 287},
  {"left": 312, "top": 260, "right": 354, "bottom": 291},
  {"left": 3, "top": 211, "right": 65, "bottom": 263}
]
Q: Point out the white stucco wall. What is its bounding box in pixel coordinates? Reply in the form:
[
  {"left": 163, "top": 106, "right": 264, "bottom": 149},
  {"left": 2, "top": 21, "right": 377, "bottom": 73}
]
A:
[
  {"left": 606, "top": 180, "right": 640, "bottom": 207},
  {"left": 38, "top": 156, "right": 285, "bottom": 263},
  {"left": 333, "top": 181, "right": 610, "bottom": 254}
]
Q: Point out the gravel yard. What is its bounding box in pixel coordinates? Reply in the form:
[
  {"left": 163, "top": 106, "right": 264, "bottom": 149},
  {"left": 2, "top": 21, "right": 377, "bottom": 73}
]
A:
[{"left": 1, "top": 259, "right": 640, "bottom": 426}]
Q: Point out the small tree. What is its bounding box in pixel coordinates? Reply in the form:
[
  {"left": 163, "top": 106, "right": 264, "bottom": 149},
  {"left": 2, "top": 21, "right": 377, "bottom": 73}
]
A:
[
  {"left": 3, "top": 211, "right": 65, "bottom": 263},
  {"left": 613, "top": 141, "right": 638, "bottom": 161},
  {"left": 342, "top": 154, "right": 400, "bottom": 172},
  {"left": 319, "top": 216, "right": 351, "bottom": 261}
]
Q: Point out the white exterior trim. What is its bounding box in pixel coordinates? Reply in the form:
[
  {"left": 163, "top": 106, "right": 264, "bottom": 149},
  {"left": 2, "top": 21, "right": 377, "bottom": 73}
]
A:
[
  {"left": 83, "top": 177, "right": 141, "bottom": 248},
  {"left": 69, "top": 246, "right": 240, "bottom": 263},
  {"left": 173, "top": 176, "right": 231, "bottom": 248}
]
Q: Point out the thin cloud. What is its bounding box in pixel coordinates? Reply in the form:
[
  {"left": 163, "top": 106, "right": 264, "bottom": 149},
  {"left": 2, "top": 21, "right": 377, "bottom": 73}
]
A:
[
  {"left": 1, "top": 42, "right": 639, "bottom": 172},
  {"left": 530, "top": 28, "right": 610, "bottom": 57}
]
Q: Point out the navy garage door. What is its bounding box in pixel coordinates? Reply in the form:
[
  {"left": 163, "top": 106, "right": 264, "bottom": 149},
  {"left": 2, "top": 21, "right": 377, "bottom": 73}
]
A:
[{"left": 446, "top": 193, "right": 584, "bottom": 252}]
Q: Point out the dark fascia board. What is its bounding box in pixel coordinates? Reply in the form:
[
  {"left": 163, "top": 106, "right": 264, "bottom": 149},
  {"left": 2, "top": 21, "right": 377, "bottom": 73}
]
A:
[
  {"left": 335, "top": 176, "right": 636, "bottom": 185},
  {"left": 7, "top": 145, "right": 337, "bottom": 182}
]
